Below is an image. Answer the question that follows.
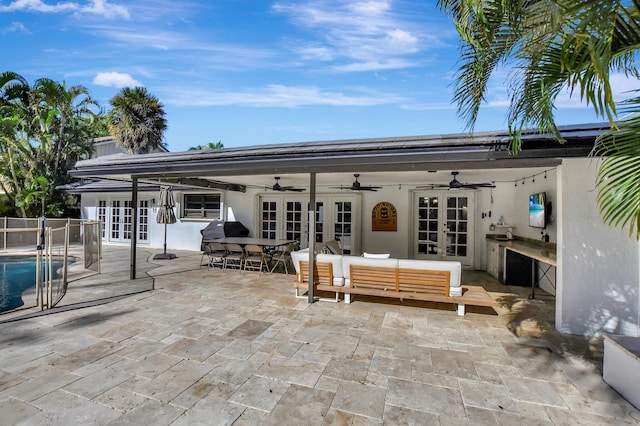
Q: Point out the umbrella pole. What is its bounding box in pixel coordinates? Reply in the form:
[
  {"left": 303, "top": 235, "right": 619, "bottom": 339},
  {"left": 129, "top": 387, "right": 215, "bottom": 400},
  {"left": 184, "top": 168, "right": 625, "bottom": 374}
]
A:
[
  {"left": 163, "top": 222, "right": 168, "bottom": 255},
  {"left": 154, "top": 212, "right": 176, "bottom": 260}
]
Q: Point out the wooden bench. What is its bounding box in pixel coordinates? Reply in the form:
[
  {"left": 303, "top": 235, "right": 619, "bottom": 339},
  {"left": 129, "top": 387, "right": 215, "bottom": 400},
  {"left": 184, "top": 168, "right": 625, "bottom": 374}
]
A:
[
  {"left": 297, "top": 261, "right": 495, "bottom": 316},
  {"left": 294, "top": 261, "right": 339, "bottom": 302}
]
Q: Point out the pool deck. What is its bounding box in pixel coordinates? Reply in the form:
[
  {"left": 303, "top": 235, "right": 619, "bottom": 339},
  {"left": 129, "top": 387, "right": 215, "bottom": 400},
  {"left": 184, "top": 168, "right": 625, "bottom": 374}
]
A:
[{"left": 1, "top": 246, "right": 638, "bottom": 425}]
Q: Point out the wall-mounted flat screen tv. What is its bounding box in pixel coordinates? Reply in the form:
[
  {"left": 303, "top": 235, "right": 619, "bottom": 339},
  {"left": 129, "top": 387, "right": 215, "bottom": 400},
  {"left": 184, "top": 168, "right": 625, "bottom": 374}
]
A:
[{"left": 529, "top": 192, "right": 547, "bottom": 228}]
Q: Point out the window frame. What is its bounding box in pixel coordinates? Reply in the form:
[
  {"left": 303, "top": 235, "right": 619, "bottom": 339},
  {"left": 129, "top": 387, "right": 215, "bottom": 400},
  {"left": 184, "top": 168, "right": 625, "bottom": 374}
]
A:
[{"left": 181, "top": 192, "right": 222, "bottom": 220}]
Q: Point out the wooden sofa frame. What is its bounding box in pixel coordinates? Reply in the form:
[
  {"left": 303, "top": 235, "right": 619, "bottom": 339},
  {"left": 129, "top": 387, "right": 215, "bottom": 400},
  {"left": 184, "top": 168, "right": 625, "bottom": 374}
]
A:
[
  {"left": 294, "top": 260, "right": 339, "bottom": 302},
  {"left": 296, "top": 260, "right": 496, "bottom": 316}
]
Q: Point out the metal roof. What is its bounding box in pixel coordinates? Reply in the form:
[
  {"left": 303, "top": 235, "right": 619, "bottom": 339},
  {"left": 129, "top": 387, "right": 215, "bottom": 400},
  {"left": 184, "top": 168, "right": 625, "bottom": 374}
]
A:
[{"left": 70, "top": 123, "right": 606, "bottom": 181}]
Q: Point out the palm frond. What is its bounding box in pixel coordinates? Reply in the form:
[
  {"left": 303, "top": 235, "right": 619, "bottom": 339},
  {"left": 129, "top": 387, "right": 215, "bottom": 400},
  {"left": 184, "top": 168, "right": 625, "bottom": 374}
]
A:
[{"left": 594, "top": 96, "right": 640, "bottom": 238}]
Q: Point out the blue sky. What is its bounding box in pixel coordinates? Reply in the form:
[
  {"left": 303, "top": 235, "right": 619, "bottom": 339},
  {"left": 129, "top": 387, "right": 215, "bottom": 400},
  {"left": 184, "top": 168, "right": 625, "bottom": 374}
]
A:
[{"left": 1, "top": 0, "right": 634, "bottom": 151}]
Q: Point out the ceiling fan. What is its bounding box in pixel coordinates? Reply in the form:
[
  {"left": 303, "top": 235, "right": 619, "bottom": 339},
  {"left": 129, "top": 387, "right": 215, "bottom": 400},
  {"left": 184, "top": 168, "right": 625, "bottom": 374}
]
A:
[
  {"left": 330, "top": 174, "right": 382, "bottom": 192},
  {"left": 270, "top": 176, "right": 306, "bottom": 192},
  {"left": 417, "top": 171, "right": 496, "bottom": 190}
]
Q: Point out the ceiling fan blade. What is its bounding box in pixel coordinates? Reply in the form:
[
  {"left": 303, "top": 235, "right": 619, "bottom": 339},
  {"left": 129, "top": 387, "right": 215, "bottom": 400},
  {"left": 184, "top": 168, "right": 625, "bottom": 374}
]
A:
[
  {"left": 415, "top": 184, "right": 449, "bottom": 189},
  {"left": 457, "top": 183, "right": 495, "bottom": 189},
  {"left": 282, "top": 186, "right": 306, "bottom": 192}
]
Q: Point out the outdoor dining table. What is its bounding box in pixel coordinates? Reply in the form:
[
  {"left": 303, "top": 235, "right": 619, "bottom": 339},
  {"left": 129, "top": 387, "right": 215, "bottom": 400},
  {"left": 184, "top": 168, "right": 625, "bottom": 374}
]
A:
[
  {"left": 203, "top": 237, "right": 297, "bottom": 270},
  {"left": 203, "top": 237, "right": 295, "bottom": 250}
]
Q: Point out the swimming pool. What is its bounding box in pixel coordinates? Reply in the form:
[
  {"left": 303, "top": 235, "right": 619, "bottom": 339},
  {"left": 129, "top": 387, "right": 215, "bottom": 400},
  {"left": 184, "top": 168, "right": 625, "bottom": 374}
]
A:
[{"left": 0, "top": 256, "right": 65, "bottom": 313}]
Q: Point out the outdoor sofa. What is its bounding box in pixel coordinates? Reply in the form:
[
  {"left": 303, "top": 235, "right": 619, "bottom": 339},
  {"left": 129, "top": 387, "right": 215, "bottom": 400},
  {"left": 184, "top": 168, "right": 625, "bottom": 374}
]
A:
[{"left": 289, "top": 248, "right": 493, "bottom": 316}]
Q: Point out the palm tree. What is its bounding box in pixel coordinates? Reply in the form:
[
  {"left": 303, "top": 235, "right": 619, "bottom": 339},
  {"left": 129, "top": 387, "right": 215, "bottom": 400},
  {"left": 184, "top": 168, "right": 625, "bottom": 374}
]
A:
[
  {"left": 0, "top": 72, "right": 100, "bottom": 216},
  {"left": 438, "top": 0, "right": 640, "bottom": 238},
  {"left": 107, "top": 87, "right": 167, "bottom": 154},
  {"left": 188, "top": 141, "right": 224, "bottom": 151}
]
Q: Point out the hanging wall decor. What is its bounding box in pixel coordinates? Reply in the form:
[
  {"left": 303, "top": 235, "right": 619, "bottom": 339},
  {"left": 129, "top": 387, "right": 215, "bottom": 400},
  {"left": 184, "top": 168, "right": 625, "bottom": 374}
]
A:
[{"left": 372, "top": 201, "right": 397, "bottom": 231}]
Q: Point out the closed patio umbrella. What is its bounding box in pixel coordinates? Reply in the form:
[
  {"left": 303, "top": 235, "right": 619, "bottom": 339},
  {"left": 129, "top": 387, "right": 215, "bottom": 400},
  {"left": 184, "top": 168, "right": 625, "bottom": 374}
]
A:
[{"left": 154, "top": 186, "right": 177, "bottom": 260}]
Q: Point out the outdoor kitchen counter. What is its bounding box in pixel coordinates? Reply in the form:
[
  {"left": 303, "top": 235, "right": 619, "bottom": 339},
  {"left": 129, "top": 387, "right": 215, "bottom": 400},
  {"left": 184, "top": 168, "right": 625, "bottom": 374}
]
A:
[
  {"left": 502, "top": 240, "right": 556, "bottom": 266},
  {"left": 486, "top": 235, "right": 556, "bottom": 266}
]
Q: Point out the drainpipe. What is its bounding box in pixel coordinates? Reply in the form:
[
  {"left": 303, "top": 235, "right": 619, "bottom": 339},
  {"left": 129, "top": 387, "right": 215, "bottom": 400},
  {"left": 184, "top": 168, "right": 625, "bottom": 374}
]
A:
[
  {"left": 308, "top": 172, "right": 316, "bottom": 303},
  {"left": 130, "top": 177, "right": 138, "bottom": 280}
]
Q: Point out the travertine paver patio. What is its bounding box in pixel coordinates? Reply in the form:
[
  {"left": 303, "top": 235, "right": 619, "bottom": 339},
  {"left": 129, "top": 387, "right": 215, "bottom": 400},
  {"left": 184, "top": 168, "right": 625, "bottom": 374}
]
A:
[{"left": 1, "top": 246, "right": 639, "bottom": 425}]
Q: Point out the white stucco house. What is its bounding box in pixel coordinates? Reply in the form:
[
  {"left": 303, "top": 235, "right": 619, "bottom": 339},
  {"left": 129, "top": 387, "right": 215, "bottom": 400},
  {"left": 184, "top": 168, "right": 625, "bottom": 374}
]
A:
[{"left": 67, "top": 123, "right": 640, "bottom": 339}]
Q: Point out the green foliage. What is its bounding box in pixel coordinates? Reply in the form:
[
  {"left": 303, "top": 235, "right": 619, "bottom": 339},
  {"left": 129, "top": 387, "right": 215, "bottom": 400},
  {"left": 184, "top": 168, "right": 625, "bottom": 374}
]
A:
[
  {"left": 439, "top": 0, "right": 640, "bottom": 238},
  {"left": 188, "top": 141, "right": 224, "bottom": 151},
  {"left": 0, "top": 71, "right": 103, "bottom": 217},
  {"left": 107, "top": 87, "right": 167, "bottom": 154},
  {"left": 593, "top": 95, "right": 640, "bottom": 239}
]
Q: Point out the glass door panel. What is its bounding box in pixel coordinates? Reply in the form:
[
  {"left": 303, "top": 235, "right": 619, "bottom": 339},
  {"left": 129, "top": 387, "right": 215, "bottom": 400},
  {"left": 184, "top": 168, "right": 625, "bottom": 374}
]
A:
[
  {"left": 445, "top": 196, "right": 469, "bottom": 258},
  {"left": 417, "top": 196, "right": 439, "bottom": 256},
  {"left": 110, "top": 200, "right": 121, "bottom": 240},
  {"left": 313, "top": 202, "right": 324, "bottom": 243},
  {"left": 138, "top": 200, "right": 149, "bottom": 242},
  {"left": 98, "top": 200, "right": 107, "bottom": 239},
  {"left": 123, "top": 200, "right": 132, "bottom": 241},
  {"left": 334, "top": 201, "right": 352, "bottom": 254},
  {"left": 261, "top": 201, "right": 278, "bottom": 239},
  {"left": 285, "top": 201, "right": 303, "bottom": 242}
]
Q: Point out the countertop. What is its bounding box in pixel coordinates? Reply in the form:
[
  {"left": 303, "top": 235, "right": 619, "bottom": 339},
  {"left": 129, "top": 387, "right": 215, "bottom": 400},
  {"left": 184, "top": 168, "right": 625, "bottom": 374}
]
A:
[{"left": 486, "top": 236, "right": 557, "bottom": 266}]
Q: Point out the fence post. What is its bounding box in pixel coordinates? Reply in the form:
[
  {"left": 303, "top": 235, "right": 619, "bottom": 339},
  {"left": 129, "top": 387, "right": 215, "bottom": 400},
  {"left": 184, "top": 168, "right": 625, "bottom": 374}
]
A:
[
  {"left": 47, "top": 227, "right": 53, "bottom": 309},
  {"left": 63, "top": 222, "right": 69, "bottom": 287},
  {"left": 3, "top": 217, "right": 6, "bottom": 252},
  {"left": 98, "top": 221, "right": 102, "bottom": 273},
  {"left": 36, "top": 243, "right": 42, "bottom": 309}
]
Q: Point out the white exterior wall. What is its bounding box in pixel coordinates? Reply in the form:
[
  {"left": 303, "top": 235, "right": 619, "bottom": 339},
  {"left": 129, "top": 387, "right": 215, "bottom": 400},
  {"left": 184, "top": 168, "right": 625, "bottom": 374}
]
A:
[
  {"left": 558, "top": 158, "right": 640, "bottom": 336},
  {"left": 361, "top": 185, "right": 411, "bottom": 258}
]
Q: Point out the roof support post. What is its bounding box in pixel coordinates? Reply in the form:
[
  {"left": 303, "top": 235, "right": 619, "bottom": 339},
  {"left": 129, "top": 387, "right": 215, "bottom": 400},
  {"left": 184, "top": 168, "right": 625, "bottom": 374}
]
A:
[
  {"left": 308, "top": 172, "right": 316, "bottom": 303},
  {"left": 130, "top": 177, "right": 138, "bottom": 280}
]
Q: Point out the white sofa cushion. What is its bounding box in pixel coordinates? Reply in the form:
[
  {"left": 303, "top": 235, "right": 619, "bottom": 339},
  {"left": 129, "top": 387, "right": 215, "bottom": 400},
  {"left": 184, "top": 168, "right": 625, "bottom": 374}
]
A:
[
  {"left": 317, "top": 253, "right": 345, "bottom": 286},
  {"left": 362, "top": 252, "right": 391, "bottom": 259},
  {"left": 342, "top": 256, "right": 399, "bottom": 287},
  {"left": 397, "top": 259, "right": 462, "bottom": 297},
  {"left": 291, "top": 248, "right": 309, "bottom": 275}
]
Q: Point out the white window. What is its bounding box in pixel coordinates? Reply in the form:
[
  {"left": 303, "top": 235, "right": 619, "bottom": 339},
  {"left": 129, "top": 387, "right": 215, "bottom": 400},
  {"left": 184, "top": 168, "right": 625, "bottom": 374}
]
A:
[{"left": 182, "top": 193, "right": 221, "bottom": 219}]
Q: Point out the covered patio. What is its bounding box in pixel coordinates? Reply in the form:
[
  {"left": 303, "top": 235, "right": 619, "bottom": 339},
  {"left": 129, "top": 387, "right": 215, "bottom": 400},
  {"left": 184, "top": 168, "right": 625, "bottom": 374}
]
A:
[
  {"left": 69, "top": 122, "right": 640, "bottom": 340},
  {"left": 1, "top": 246, "right": 637, "bottom": 424}
]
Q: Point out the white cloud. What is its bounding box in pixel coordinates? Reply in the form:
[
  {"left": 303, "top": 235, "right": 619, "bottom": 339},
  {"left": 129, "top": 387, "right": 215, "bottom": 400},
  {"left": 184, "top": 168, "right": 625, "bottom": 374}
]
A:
[
  {"left": 81, "top": 0, "right": 129, "bottom": 19},
  {"left": 0, "top": 0, "right": 129, "bottom": 19},
  {"left": 332, "top": 58, "right": 418, "bottom": 72},
  {"left": 273, "top": 0, "right": 427, "bottom": 72},
  {"left": 93, "top": 71, "right": 141, "bottom": 88},
  {"left": 167, "top": 84, "right": 405, "bottom": 108},
  {"left": 297, "top": 46, "right": 334, "bottom": 61},
  {"left": 2, "top": 21, "right": 30, "bottom": 34},
  {"left": 347, "top": 1, "right": 390, "bottom": 15},
  {"left": 0, "top": 0, "right": 77, "bottom": 13}
]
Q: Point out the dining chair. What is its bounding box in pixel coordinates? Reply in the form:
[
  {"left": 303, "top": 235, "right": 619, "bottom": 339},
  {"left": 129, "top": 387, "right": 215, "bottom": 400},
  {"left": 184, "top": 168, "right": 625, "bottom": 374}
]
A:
[
  {"left": 243, "top": 244, "right": 268, "bottom": 274},
  {"left": 269, "top": 242, "right": 295, "bottom": 274},
  {"left": 205, "top": 242, "right": 227, "bottom": 270},
  {"left": 223, "top": 243, "right": 245, "bottom": 271}
]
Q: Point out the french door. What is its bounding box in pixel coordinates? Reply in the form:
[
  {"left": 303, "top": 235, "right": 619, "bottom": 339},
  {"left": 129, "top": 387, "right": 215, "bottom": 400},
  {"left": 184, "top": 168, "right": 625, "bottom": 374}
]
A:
[
  {"left": 259, "top": 195, "right": 357, "bottom": 254},
  {"left": 100, "top": 198, "right": 149, "bottom": 243},
  {"left": 413, "top": 191, "right": 475, "bottom": 266}
]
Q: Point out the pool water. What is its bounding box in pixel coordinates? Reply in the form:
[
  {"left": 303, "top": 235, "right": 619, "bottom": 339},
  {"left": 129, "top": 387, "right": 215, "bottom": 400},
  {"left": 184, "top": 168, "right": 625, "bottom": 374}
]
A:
[{"left": 0, "top": 257, "right": 65, "bottom": 313}]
